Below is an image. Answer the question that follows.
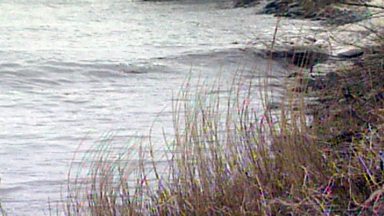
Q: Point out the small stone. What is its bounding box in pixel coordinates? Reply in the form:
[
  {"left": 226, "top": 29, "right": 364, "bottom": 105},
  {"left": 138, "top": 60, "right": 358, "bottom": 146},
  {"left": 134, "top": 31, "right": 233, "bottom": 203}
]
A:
[
  {"left": 233, "top": 0, "right": 259, "bottom": 8},
  {"left": 337, "top": 48, "right": 364, "bottom": 59},
  {"left": 288, "top": 72, "right": 301, "bottom": 78},
  {"left": 305, "top": 36, "right": 317, "bottom": 43},
  {"left": 287, "top": 6, "right": 304, "bottom": 17},
  {"left": 325, "top": 72, "right": 341, "bottom": 87},
  {"left": 263, "top": 1, "right": 280, "bottom": 14}
]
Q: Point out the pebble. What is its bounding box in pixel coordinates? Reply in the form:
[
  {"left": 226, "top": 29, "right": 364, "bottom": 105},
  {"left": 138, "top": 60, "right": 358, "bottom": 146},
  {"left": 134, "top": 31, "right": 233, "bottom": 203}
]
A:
[{"left": 337, "top": 48, "right": 364, "bottom": 59}]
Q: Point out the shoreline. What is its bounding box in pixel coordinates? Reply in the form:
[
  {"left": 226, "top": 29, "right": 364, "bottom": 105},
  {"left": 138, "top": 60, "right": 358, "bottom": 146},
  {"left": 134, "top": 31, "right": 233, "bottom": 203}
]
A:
[
  {"left": 52, "top": 2, "right": 384, "bottom": 215},
  {"left": 61, "top": 3, "right": 383, "bottom": 212},
  {"left": 0, "top": 1, "right": 382, "bottom": 215},
  {"left": 251, "top": 0, "right": 383, "bottom": 91}
]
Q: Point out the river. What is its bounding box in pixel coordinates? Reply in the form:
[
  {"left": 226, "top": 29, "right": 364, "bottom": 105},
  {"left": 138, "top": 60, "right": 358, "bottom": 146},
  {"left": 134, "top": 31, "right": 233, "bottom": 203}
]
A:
[{"left": 0, "top": 0, "right": 318, "bottom": 214}]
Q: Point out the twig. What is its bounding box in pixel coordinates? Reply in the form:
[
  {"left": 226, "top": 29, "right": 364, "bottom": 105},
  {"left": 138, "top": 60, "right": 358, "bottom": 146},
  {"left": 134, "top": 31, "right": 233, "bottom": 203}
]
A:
[{"left": 341, "top": 2, "right": 384, "bottom": 10}]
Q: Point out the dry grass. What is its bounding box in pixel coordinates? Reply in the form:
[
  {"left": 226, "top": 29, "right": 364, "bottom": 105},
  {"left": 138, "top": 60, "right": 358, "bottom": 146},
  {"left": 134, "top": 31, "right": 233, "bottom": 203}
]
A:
[
  {"left": 63, "top": 57, "right": 382, "bottom": 215},
  {"left": 309, "top": 42, "right": 384, "bottom": 215},
  {"left": 62, "top": 7, "right": 384, "bottom": 216},
  {"left": 64, "top": 75, "right": 327, "bottom": 215}
]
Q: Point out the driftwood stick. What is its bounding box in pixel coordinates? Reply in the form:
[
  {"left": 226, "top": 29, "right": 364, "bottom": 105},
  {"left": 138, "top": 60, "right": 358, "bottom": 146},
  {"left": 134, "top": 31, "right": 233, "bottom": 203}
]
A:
[{"left": 341, "top": 2, "right": 384, "bottom": 10}]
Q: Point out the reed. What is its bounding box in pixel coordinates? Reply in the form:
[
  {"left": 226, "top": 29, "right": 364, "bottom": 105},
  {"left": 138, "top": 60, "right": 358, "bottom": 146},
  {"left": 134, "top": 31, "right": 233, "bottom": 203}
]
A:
[
  {"left": 65, "top": 72, "right": 383, "bottom": 215},
  {"left": 63, "top": 8, "right": 384, "bottom": 215}
]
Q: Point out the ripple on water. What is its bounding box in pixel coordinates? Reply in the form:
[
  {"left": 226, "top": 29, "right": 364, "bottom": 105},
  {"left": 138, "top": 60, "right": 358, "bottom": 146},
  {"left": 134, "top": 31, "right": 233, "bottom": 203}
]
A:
[{"left": 0, "top": 0, "right": 317, "bottom": 214}]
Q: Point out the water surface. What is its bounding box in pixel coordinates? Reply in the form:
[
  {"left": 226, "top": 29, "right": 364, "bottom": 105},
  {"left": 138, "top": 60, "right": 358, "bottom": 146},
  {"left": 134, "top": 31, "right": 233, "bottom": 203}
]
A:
[{"left": 0, "top": 0, "right": 317, "bottom": 214}]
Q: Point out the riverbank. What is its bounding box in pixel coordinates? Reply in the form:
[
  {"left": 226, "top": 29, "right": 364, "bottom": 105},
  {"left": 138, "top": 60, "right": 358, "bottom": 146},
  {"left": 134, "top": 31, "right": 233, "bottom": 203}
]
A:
[
  {"left": 0, "top": 0, "right": 381, "bottom": 215},
  {"left": 260, "top": 0, "right": 375, "bottom": 25},
  {"left": 257, "top": 1, "right": 384, "bottom": 214},
  {"left": 57, "top": 1, "right": 384, "bottom": 215},
  {"left": 0, "top": 2, "right": 279, "bottom": 214}
]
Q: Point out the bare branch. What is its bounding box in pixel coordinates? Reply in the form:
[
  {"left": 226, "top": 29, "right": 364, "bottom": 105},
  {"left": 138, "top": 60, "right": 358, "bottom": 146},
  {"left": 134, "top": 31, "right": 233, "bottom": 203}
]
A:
[{"left": 341, "top": 2, "right": 384, "bottom": 10}]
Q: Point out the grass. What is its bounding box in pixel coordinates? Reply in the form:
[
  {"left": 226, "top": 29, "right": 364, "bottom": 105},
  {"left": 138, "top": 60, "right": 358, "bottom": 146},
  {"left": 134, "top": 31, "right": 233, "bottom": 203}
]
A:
[
  {"left": 60, "top": 13, "right": 384, "bottom": 214},
  {"left": 0, "top": 2, "right": 379, "bottom": 216},
  {"left": 60, "top": 3, "right": 383, "bottom": 216},
  {"left": 63, "top": 39, "right": 383, "bottom": 214},
  {"left": 309, "top": 42, "right": 384, "bottom": 214}
]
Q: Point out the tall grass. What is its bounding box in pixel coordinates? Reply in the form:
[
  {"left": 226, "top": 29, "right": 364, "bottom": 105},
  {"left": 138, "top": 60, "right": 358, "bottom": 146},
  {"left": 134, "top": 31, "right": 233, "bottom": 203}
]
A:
[
  {"left": 148, "top": 76, "right": 330, "bottom": 215},
  {"left": 63, "top": 9, "right": 384, "bottom": 215},
  {"left": 61, "top": 76, "right": 333, "bottom": 215},
  {"left": 65, "top": 56, "right": 383, "bottom": 216}
]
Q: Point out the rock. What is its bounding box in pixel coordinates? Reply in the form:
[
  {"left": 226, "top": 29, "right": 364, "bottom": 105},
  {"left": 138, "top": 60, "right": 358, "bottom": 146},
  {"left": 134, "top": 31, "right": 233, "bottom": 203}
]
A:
[
  {"left": 260, "top": 0, "right": 370, "bottom": 26},
  {"left": 288, "top": 71, "right": 303, "bottom": 78},
  {"left": 233, "top": 0, "right": 259, "bottom": 7},
  {"left": 314, "top": 39, "right": 329, "bottom": 49},
  {"left": 263, "top": 0, "right": 283, "bottom": 14},
  {"left": 286, "top": 6, "right": 304, "bottom": 17},
  {"left": 337, "top": 48, "right": 364, "bottom": 59},
  {"left": 305, "top": 77, "right": 322, "bottom": 90},
  {"left": 305, "top": 36, "right": 317, "bottom": 43},
  {"left": 266, "top": 46, "right": 330, "bottom": 69},
  {"left": 375, "top": 91, "right": 384, "bottom": 102},
  {"left": 320, "top": 7, "right": 370, "bottom": 25},
  {"left": 287, "top": 2, "right": 299, "bottom": 8},
  {"left": 266, "top": 101, "right": 280, "bottom": 110},
  {"left": 261, "top": 0, "right": 317, "bottom": 18},
  {"left": 325, "top": 72, "right": 341, "bottom": 87}
]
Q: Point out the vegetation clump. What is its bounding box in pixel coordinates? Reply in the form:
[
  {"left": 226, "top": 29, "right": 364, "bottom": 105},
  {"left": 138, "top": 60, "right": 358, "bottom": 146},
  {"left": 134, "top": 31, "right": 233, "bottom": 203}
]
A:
[
  {"left": 62, "top": 2, "right": 384, "bottom": 216},
  {"left": 64, "top": 39, "right": 383, "bottom": 215}
]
